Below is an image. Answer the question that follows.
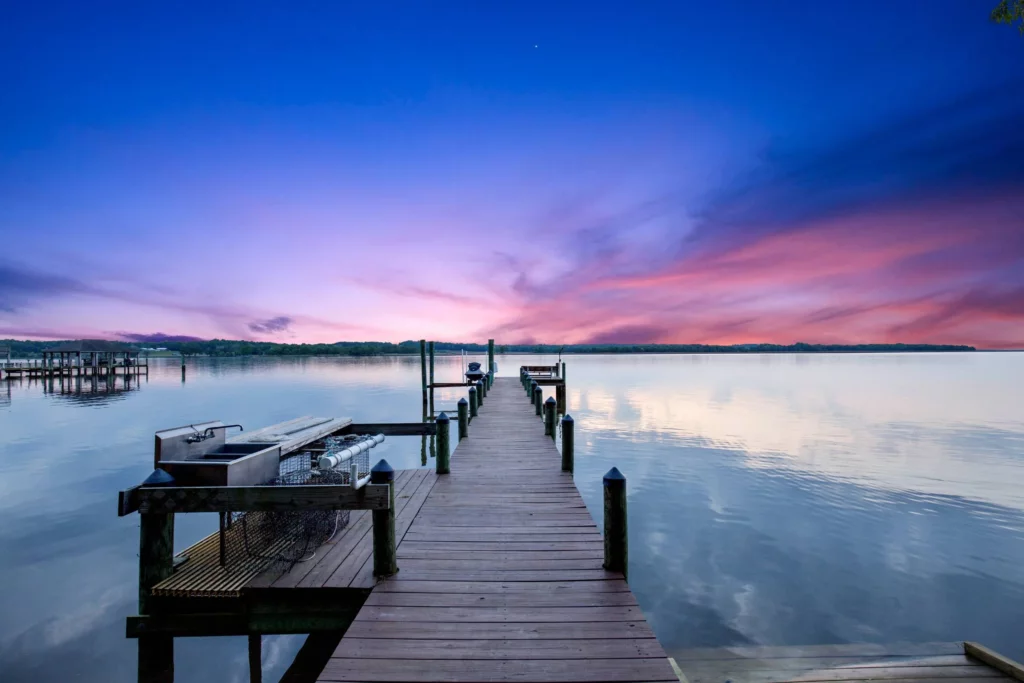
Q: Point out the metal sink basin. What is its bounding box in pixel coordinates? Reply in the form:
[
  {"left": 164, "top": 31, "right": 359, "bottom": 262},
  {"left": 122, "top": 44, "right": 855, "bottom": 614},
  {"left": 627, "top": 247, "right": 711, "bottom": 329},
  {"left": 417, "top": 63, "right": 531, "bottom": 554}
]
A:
[
  {"left": 158, "top": 441, "right": 282, "bottom": 486},
  {"left": 200, "top": 443, "right": 278, "bottom": 460}
]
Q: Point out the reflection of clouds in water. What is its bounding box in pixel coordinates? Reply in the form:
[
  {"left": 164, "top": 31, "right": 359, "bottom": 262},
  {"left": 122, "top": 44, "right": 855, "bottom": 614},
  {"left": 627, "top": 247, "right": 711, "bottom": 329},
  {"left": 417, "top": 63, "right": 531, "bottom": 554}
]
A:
[{"left": 574, "top": 375, "right": 1024, "bottom": 510}]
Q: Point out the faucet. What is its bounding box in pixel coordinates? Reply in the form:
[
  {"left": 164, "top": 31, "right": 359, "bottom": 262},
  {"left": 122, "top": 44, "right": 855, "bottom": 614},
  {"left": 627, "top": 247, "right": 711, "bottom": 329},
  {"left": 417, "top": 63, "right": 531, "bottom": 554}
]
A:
[{"left": 186, "top": 424, "right": 243, "bottom": 444}]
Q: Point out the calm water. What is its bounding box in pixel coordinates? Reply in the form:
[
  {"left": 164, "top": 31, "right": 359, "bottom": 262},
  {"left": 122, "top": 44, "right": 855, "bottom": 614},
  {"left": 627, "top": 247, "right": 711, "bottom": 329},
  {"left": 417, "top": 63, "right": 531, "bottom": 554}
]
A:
[{"left": 1, "top": 353, "right": 1023, "bottom": 681}]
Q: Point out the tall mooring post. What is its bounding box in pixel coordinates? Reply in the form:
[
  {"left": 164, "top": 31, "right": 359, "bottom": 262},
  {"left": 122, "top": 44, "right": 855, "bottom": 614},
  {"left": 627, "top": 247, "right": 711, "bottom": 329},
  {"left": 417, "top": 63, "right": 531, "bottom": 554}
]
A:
[
  {"left": 436, "top": 413, "right": 450, "bottom": 474},
  {"left": 544, "top": 397, "right": 556, "bottom": 437},
  {"left": 457, "top": 397, "right": 469, "bottom": 440},
  {"left": 487, "top": 338, "right": 495, "bottom": 387},
  {"left": 603, "top": 467, "right": 628, "bottom": 579},
  {"left": 371, "top": 459, "right": 397, "bottom": 576},
  {"left": 428, "top": 341, "right": 435, "bottom": 418},
  {"left": 419, "top": 340, "right": 428, "bottom": 422},
  {"left": 561, "top": 414, "right": 574, "bottom": 473}
]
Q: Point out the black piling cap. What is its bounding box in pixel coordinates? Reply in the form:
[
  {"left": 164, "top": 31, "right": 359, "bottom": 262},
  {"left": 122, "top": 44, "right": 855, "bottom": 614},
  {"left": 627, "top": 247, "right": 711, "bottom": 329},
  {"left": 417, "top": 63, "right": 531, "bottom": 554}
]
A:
[
  {"left": 437, "top": 411, "right": 450, "bottom": 423},
  {"left": 603, "top": 466, "right": 626, "bottom": 485},
  {"left": 371, "top": 458, "right": 395, "bottom": 483},
  {"left": 562, "top": 414, "right": 574, "bottom": 424},
  {"left": 545, "top": 396, "right": 556, "bottom": 405},
  {"left": 458, "top": 397, "right": 468, "bottom": 405},
  {"left": 142, "top": 469, "right": 176, "bottom": 487},
  {"left": 468, "top": 385, "right": 476, "bottom": 393}
]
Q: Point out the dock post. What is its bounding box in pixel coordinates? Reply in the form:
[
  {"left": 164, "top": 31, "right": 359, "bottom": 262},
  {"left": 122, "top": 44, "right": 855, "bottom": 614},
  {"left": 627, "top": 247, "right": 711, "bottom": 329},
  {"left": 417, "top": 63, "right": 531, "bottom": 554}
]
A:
[
  {"left": 428, "top": 341, "right": 435, "bottom": 419},
  {"left": 488, "top": 339, "right": 495, "bottom": 386},
  {"left": 457, "top": 398, "right": 469, "bottom": 440},
  {"left": 478, "top": 378, "right": 486, "bottom": 403},
  {"left": 561, "top": 360, "right": 566, "bottom": 382},
  {"left": 561, "top": 415, "right": 574, "bottom": 473},
  {"left": 603, "top": 468, "right": 628, "bottom": 579},
  {"left": 248, "top": 634, "right": 262, "bottom": 683},
  {"left": 181, "top": 358, "right": 186, "bottom": 381},
  {"left": 556, "top": 382, "right": 566, "bottom": 414},
  {"left": 544, "top": 397, "right": 556, "bottom": 437},
  {"left": 523, "top": 370, "right": 529, "bottom": 394},
  {"left": 436, "top": 413, "right": 450, "bottom": 474},
  {"left": 533, "top": 384, "right": 543, "bottom": 416},
  {"left": 469, "top": 385, "right": 478, "bottom": 419},
  {"left": 419, "top": 340, "right": 428, "bottom": 422},
  {"left": 371, "top": 459, "right": 397, "bottom": 576},
  {"left": 138, "top": 511, "right": 175, "bottom": 682}
]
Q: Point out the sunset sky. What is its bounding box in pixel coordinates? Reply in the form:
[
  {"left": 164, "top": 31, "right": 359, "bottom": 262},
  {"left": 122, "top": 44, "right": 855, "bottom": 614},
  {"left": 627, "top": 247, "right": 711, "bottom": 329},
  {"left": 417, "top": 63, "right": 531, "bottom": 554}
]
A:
[{"left": 1, "top": 2, "right": 1022, "bottom": 347}]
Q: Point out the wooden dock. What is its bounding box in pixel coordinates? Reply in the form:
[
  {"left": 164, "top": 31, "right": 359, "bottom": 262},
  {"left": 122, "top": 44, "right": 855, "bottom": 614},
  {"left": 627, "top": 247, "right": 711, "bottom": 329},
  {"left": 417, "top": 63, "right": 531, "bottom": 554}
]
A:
[
  {"left": 319, "top": 376, "right": 677, "bottom": 682},
  {"left": 118, "top": 343, "right": 1024, "bottom": 683}
]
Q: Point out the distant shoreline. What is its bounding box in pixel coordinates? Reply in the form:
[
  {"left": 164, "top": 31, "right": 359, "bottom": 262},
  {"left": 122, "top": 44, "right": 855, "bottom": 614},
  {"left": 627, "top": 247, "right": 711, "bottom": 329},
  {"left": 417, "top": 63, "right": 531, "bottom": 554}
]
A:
[{"left": 1, "top": 339, "right": 984, "bottom": 359}]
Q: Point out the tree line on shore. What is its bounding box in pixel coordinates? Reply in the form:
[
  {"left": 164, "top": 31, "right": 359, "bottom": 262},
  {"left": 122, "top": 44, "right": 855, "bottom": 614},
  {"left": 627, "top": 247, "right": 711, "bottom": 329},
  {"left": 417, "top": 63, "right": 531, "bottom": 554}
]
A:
[{"left": 1, "top": 339, "right": 976, "bottom": 357}]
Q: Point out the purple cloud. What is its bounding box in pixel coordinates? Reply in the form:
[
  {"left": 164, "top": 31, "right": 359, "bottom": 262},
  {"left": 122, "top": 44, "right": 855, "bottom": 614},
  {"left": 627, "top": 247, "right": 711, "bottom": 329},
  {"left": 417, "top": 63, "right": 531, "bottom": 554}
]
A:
[{"left": 247, "top": 316, "right": 293, "bottom": 334}]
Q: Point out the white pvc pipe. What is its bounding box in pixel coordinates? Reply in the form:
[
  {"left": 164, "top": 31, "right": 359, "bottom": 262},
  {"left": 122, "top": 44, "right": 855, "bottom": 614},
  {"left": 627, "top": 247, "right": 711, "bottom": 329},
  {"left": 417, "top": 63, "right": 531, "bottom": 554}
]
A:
[{"left": 317, "top": 433, "right": 385, "bottom": 470}]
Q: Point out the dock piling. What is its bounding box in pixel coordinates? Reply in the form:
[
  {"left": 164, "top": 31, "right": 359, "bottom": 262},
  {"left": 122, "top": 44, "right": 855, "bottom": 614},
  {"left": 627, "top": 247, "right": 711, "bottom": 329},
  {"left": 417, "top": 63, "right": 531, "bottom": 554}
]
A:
[
  {"left": 561, "top": 414, "right": 574, "bottom": 473},
  {"left": 138, "top": 510, "right": 175, "bottom": 682},
  {"left": 469, "top": 385, "right": 478, "bottom": 419},
  {"left": 603, "top": 467, "right": 628, "bottom": 579},
  {"left": 436, "top": 413, "right": 450, "bottom": 475},
  {"left": 248, "top": 634, "right": 262, "bottom": 683},
  {"left": 419, "top": 340, "right": 427, "bottom": 422},
  {"left": 533, "top": 384, "right": 542, "bottom": 416},
  {"left": 487, "top": 339, "right": 495, "bottom": 387},
  {"left": 428, "top": 341, "right": 435, "bottom": 418},
  {"left": 457, "top": 398, "right": 468, "bottom": 440},
  {"left": 544, "top": 397, "right": 556, "bottom": 437},
  {"left": 370, "top": 459, "right": 397, "bottom": 576}
]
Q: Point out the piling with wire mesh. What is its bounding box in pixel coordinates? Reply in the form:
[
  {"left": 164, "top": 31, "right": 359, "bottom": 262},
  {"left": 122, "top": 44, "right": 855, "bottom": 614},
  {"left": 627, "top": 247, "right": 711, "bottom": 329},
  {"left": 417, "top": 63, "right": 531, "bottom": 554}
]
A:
[
  {"left": 371, "top": 459, "right": 397, "bottom": 576},
  {"left": 561, "top": 415, "right": 574, "bottom": 473},
  {"left": 603, "top": 467, "right": 627, "bottom": 579}
]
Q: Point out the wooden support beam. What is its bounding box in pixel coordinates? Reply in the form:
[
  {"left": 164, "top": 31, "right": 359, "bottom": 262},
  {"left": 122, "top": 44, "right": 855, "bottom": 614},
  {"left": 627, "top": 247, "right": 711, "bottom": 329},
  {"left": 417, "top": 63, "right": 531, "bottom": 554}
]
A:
[
  {"left": 249, "top": 634, "right": 262, "bottom": 683},
  {"left": 531, "top": 378, "right": 566, "bottom": 386},
  {"left": 138, "top": 512, "right": 174, "bottom": 683},
  {"left": 126, "top": 611, "right": 359, "bottom": 638},
  {"left": 120, "top": 484, "right": 390, "bottom": 516},
  {"left": 429, "top": 382, "right": 469, "bottom": 388},
  {"left": 965, "top": 642, "right": 1024, "bottom": 681},
  {"left": 344, "top": 422, "right": 437, "bottom": 436}
]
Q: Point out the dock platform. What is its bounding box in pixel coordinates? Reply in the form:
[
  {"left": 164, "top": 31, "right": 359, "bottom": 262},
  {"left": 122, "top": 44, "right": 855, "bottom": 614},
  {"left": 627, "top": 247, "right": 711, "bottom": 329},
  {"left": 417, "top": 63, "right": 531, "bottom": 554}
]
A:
[{"left": 319, "top": 376, "right": 677, "bottom": 682}]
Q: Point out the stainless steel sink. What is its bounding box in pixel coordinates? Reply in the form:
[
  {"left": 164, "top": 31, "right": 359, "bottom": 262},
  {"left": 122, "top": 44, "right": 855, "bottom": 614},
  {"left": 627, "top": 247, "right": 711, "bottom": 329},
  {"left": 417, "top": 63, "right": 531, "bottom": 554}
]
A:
[
  {"left": 200, "top": 443, "right": 277, "bottom": 460},
  {"left": 153, "top": 423, "right": 283, "bottom": 486}
]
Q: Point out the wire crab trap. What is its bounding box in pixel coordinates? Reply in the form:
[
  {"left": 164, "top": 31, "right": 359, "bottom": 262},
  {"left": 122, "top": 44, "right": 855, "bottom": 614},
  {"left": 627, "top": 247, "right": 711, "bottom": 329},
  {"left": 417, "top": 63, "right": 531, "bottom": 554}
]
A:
[{"left": 220, "top": 433, "right": 383, "bottom": 574}]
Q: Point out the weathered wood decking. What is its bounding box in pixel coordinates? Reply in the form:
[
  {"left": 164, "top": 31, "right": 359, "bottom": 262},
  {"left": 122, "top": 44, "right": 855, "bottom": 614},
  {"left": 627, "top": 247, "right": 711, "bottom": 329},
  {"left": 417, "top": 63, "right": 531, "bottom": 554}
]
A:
[
  {"left": 318, "top": 377, "right": 678, "bottom": 683},
  {"left": 668, "top": 642, "right": 1023, "bottom": 683}
]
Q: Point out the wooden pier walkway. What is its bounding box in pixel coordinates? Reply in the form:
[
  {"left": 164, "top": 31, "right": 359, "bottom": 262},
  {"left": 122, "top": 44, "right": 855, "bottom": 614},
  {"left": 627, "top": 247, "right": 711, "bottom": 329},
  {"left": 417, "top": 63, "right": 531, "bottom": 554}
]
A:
[{"left": 319, "top": 377, "right": 678, "bottom": 682}]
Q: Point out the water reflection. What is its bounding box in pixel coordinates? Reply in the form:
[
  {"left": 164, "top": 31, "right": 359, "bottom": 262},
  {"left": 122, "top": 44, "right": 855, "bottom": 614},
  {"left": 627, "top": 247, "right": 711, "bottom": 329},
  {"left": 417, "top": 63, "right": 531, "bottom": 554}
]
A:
[{"left": 0, "top": 353, "right": 1022, "bottom": 682}]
